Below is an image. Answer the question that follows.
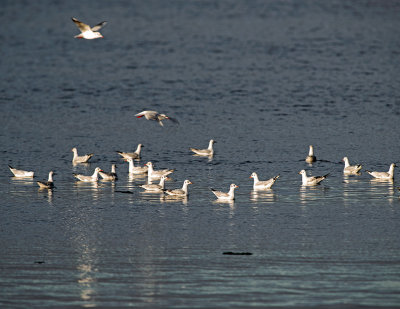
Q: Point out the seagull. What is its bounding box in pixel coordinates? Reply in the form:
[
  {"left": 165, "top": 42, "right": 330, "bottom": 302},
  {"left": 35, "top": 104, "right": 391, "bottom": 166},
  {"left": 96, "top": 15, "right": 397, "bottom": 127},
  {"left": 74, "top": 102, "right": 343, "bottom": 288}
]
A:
[
  {"left": 73, "top": 167, "right": 103, "bottom": 182},
  {"left": 299, "top": 169, "right": 329, "bottom": 186},
  {"left": 71, "top": 17, "right": 107, "bottom": 40},
  {"left": 145, "top": 162, "right": 174, "bottom": 180},
  {"left": 305, "top": 145, "right": 316, "bottom": 163},
  {"left": 211, "top": 184, "right": 238, "bottom": 200},
  {"left": 250, "top": 172, "right": 279, "bottom": 190},
  {"left": 366, "top": 163, "right": 396, "bottom": 180},
  {"left": 165, "top": 179, "right": 192, "bottom": 196},
  {"left": 117, "top": 144, "right": 143, "bottom": 160},
  {"left": 140, "top": 175, "right": 167, "bottom": 192},
  {"left": 37, "top": 171, "right": 55, "bottom": 189},
  {"left": 8, "top": 165, "right": 34, "bottom": 178},
  {"left": 127, "top": 158, "right": 148, "bottom": 174},
  {"left": 134, "top": 110, "right": 179, "bottom": 127},
  {"left": 72, "top": 147, "right": 93, "bottom": 164},
  {"left": 190, "top": 139, "right": 216, "bottom": 156},
  {"left": 99, "top": 164, "right": 117, "bottom": 181},
  {"left": 342, "top": 157, "right": 362, "bottom": 174}
]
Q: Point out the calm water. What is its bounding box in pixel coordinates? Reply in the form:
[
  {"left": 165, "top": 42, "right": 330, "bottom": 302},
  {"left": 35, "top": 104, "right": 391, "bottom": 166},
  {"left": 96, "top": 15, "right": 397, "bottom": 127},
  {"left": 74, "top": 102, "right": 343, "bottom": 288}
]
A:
[{"left": 1, "top": 0, "right": 400, "bottom": 308}]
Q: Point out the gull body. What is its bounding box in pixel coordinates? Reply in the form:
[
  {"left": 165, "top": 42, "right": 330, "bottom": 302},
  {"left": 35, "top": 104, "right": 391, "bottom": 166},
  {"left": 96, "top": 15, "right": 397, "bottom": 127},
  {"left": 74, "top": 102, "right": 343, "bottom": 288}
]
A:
[
  {"left": 37, "top": 171, "right": 54, "bottom": 189},
  {"left": 299, "top": 169, "right": 329, "bottom": 186},
  {"left": 190, "top": 139, "right": 216, "bottom": 156},
  {"left": 366, "top": 163, "right": 396, "bottom": 180},
  {"left": 72, "top": 147, "right": 93, "bottom": 164},
  {"left": 127, "top": 158, "right": 148, "bottom": 174},
  {"left": 117, "top": 144, "right": 143, "bottom": 160},
  {"left": 135, "top": 110, "right": 179, "bottom": 127},
  {"left": 165, "top": 180, "right": 192, "bottom": 196},
  {"left": 211, "top": 184, "right": 238, "bottom": 200},
  {"left": 8, "top": 165, "right": 34, "bottom": 178},
  {"left": 342, "top": 157, "right": 362, "bottom": 174},
  {"left": 99, "top": 164, "right": 117, "bottom": 181},
  {"left": 250, "top": 172, "right": 279, "bottom": 190},
  {"left": 305, "top": 145, "right": 316, "bottom": 163},
  {"left": 140, "top": 175, "right": 167, "bottom": 192},
  {"left": 73, "top": 167, "right": 103, "bottom": 182},
  {"left": 71, "top": 17, "right": 106, "bottom": 40},
  {"left": 146, "top": 162, "right": 174, "bottom": 180}
]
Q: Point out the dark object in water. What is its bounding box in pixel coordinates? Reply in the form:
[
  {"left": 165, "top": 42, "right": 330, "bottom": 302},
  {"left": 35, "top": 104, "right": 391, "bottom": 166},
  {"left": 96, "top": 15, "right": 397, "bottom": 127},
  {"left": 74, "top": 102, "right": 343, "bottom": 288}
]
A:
[
  {"left": 115, "top": 190, "right": 134, "bottom": 194},
  {"left": 34, "top": 261, "right": 45, "bottom": 264},
  {"left": 223, "top": 252, "right": 253, "bottom": 255}
]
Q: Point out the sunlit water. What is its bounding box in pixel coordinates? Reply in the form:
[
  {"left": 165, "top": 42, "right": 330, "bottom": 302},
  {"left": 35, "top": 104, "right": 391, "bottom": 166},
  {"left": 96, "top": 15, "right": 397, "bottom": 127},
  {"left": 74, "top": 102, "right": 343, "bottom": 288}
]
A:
[{"left": 1, "top": 1, "right": 400, "bottom": 308}]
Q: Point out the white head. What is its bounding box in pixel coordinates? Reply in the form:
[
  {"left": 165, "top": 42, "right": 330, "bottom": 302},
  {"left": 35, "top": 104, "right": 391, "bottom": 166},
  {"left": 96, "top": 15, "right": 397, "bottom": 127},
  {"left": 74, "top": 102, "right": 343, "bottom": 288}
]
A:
[
  {"left": 48, "top": 171, "right": 54, "bottom": 181},
  {"left": 111, "top": 164, "right": 116, "bottom": 172},
  {"left": 230, "top": 184, "right": 238, "bottom": 189},
  {"left": 308, "top": 145, "right": 314, "bottom": 156},
  {"left": 250, "top": 172, "right": 257, "bottom": 179},
  {"left": 72, "top": 147, "right": 77, "bottom": 153},
  {"left": 184, "top": 180, "right": 193, "bottom": 185},
  {"left": 299, "top": 169, "right": 306, "bottom": 175},
  {"left": 95, "top": 167, "right": 103, "bottom": 173}
]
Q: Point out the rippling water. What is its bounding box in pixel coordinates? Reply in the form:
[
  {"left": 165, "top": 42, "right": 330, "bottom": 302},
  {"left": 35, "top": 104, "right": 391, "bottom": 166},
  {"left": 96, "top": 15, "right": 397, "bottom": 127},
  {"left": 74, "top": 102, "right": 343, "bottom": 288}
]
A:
[{"left": 1, "top": 0, "right": 400, "bottom": 308}]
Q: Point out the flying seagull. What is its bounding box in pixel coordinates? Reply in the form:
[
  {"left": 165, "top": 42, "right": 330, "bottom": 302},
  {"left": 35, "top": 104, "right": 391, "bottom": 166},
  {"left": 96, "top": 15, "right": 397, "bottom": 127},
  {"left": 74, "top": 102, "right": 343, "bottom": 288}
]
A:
[
  {"left": 71, "top": 17, "right": 107, "bottom": 39},
  {"left": 135, "top": 110, "right": 179, "bottom": 127}
]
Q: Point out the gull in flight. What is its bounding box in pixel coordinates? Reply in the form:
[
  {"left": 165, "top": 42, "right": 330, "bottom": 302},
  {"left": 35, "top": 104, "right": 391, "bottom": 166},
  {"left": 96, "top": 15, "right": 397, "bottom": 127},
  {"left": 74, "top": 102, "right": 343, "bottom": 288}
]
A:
[
  {"left": 72, "top": 147, "right": 93, "bottom": 164},
  {"left": 305, "top": 145, "right": 316, "bottom": 163},
  {"left": 250, "top": 172, "right": 279, "bottom": 190},
  {"left": 366, "top": 163, "right": 396, "bottom": 180},
  {"left": 299, "top": 169, "right": 329, "bottom": 186},
  {"left": 73, "top": 167, "right": 103, "bottom": 182},
  {"left": 37, "top": 171, "right": 55, "bottom": 189},
  {"left": 71, "top": 17, "right": 107, "bottom": 39},
  {"left": 211, "top": 184, "right": 238, "bottom": 201},
  {"left": 342, "top": 157, "right": 362, "bottom": 174},
  {"left": 8, "top": 165, "right": 34, "bottom": 178},
  {"left": 99, "top": 164, "right": 118, "bottom": 181},
  {"left": 135, "top": 110, "right": 179, "bottom": 127},
  {"left": 190, "top": 139, "right": 216, "bottom": 156},
  {"left": 165, "top": 179, "right": 192, "bottom": 197},
  {"left": 117, "top": 144, "right": 143, "bottom": 160}
]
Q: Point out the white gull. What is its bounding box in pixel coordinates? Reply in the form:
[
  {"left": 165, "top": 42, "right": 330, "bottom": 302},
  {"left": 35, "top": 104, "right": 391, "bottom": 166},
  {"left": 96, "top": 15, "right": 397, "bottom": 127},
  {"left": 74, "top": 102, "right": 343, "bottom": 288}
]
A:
[
  {"left": 165, "top": 179, "right": 192, "bottom": 196},
  {"left": 366, "top": 163, "right": 396, "bottom": 180},
  {"left": 73, "top": 167, "right": 103, "bottom": 182},
  {"left": 8, "top": 165, "right": 34, "bottom": 178},
  {"left": 71, "top": 17, "right": 106, "bottom": 40},
  {"left": 342, "top": 157, "right": 362, "bottom": 174},
  {"left": 250, "top": 172, "right": 279, "bottom": 190},
  {"left": 299, "top": 169, "right": 329, "bottom": 186},
  {"left": 190, "top": 139, "right": 216, "bottom": 156},
  {"left": 72, "top": 147, "right": 93, "bottom": 164},
  {"left": 211, "top": 184, "right": 238, "bottom": 200}
]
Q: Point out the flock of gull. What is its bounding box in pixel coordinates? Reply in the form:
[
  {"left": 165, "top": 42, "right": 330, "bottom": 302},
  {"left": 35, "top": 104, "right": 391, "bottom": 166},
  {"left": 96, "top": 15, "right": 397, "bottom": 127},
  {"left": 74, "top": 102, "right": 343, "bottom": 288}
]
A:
[
  {"left": 8, "top": 126, "right": 398, "bottom": 201},
  {"left": 7, "top": 18, "right": 398, "bottom": 201}
]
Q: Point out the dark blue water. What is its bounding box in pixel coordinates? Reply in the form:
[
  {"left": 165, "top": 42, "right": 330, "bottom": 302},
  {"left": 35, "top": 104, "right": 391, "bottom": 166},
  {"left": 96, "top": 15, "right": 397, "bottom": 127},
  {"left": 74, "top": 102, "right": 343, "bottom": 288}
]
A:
[{"left": 1, "top": 1, "right": 400, "bottom": 308}]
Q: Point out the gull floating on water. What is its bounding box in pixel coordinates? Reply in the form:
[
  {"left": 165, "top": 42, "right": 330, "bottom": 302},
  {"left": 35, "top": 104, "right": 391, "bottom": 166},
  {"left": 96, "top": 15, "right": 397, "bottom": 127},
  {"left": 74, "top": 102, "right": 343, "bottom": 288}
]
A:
[
  {"left": 299, "top": 169, "right": 329, "bottom": 186},
  {"left": 165, "top": 179, "right": 192, "bottom": 196},
  {"left": 71, "top": 17, "right": 107, "bottom": 40},
  {"left": 72, "top": 147, "right": 93, "bottom": 164},
  {"left": 135, "top": 110, "right": 179, "bottom": 127},
  {"left": 146, "top": 162, "right": 174, "bottom": 180},
  {"left": 8, "top": 165, "right": 34, "bottom": 178},
  {"left": 99, "top": 164, "right": 117, "bottom": 181},
  {"left": 342, "top": 157, "right": 362, "bottom": 174},
  {"left": 117, "top": 144, "right": 143, "bottom": 160},
  {"left": 250, "top": 172, "right": 279, "bottom": 190},
  {"left": 140, "top": 175, "right": 167, "bottom": 192},
  {"left": 211, "top": 184, "right": 238, "bottom": 200},
  {"left": 73, "top": 167, "right": 102, "bottom": 182},
  {"left": 305, "top": 145, "right": 316, "bottom": 163},
  {"left": 190, "top": 139, "right": 216, "bottom": 156},
  {"left": 366, "top": 163, "right": 396, "bottom": 180},
  {"left": 37, "top": 171, "right": 54, "bottom": 189},
  {"left": 127, "top": 158, "right": 148, "bottom": 174}
]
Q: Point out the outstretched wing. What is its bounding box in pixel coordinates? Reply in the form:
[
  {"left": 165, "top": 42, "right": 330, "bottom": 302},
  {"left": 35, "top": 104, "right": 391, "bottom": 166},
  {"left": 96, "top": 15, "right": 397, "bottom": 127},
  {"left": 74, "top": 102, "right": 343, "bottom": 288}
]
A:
[
  {"left": 91, "top": 21, "right": 107, "bottom": 31},
  {"left": 71, "top": 17, "right": 91, "bottom": 33}
]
